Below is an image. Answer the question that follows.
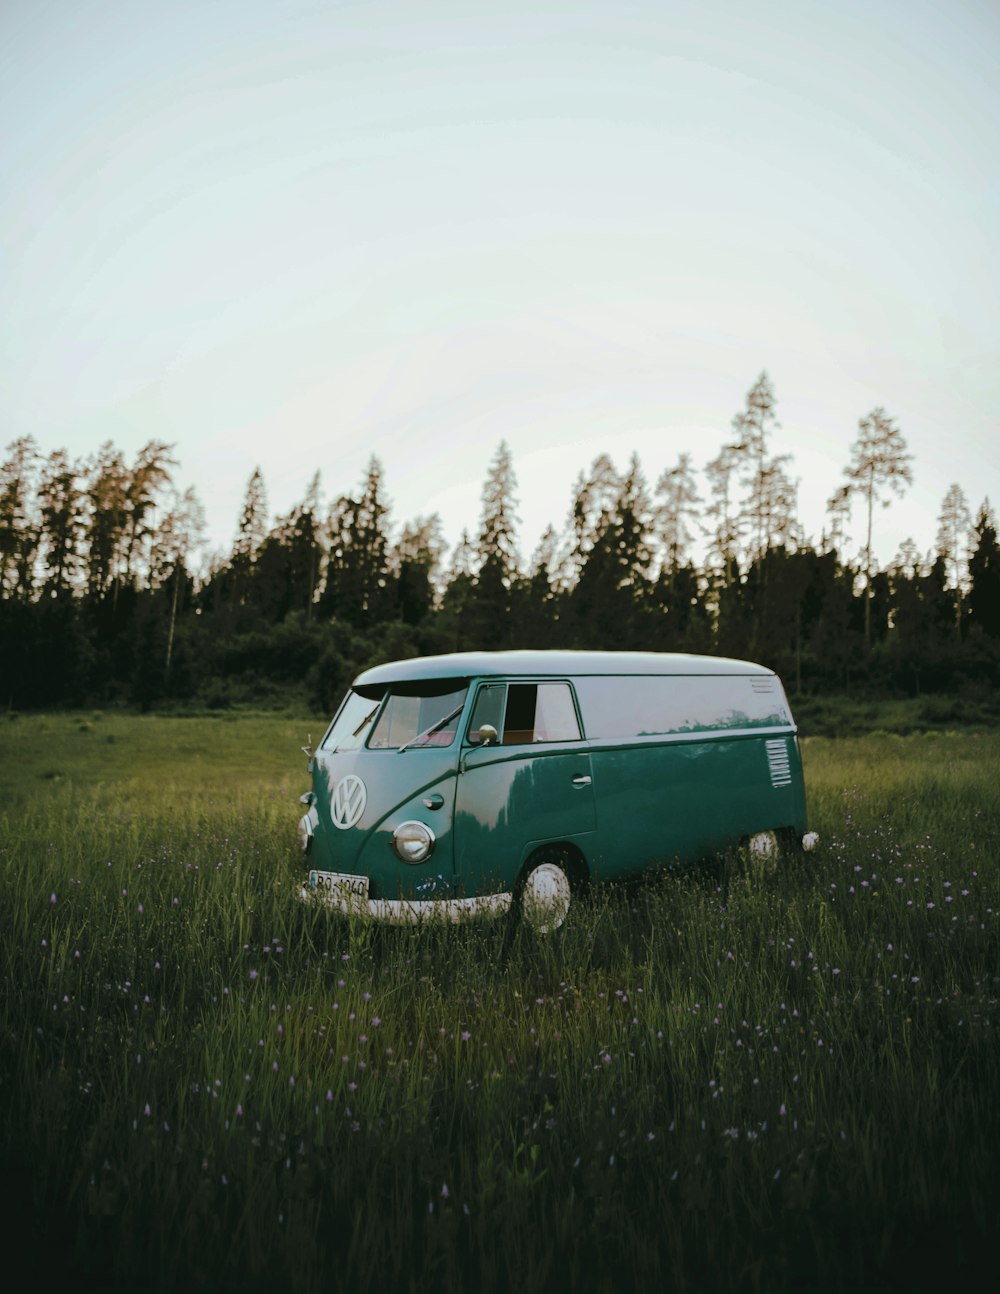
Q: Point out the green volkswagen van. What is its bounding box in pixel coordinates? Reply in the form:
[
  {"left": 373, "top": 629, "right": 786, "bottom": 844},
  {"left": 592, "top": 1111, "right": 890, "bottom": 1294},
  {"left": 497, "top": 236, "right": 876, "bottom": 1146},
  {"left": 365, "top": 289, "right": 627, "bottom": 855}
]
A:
[{"left": 297, "top": 651, "right": 817, "bottom": 931}]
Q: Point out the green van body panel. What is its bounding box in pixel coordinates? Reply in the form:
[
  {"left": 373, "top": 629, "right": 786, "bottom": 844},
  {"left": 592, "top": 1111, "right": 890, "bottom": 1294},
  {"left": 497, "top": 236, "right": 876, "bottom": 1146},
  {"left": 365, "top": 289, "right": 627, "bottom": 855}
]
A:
[
  {"left": 584, "top": 734, "right": 798, "bottom": 878},
  {"left": 301, "top": 651, "right": 810, "bottom": 911},
  {"left": 455, "top": 741, "right": 596, "bottom": 895}
]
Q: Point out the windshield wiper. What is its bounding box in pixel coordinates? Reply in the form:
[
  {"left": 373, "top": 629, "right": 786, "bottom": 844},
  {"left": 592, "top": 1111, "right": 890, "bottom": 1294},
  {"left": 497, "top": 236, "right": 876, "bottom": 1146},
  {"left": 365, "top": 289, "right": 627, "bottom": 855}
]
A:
[
  {"left": 352, "top": 706, "right": 379, "bottom": 738},
  {"left": 398, "top": 704, "right": 464, "bottom": 753}
]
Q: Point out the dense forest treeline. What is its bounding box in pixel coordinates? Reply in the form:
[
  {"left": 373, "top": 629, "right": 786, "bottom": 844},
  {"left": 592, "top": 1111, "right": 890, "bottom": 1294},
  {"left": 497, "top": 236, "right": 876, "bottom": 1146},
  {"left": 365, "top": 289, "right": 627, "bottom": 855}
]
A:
[{"left": 2, "top": 373, "right": 999, "bottom": 713}]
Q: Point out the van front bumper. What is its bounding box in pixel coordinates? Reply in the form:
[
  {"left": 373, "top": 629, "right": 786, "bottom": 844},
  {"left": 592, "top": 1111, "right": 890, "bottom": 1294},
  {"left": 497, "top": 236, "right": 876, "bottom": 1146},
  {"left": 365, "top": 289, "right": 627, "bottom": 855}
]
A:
[{"left": 299, "top": 870, "right": 512, "bottom": 924}]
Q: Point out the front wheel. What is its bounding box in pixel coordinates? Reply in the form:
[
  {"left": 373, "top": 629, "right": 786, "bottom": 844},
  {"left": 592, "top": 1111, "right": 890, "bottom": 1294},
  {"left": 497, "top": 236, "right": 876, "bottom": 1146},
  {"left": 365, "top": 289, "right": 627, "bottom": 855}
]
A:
[{"left": 519, "top": 855, "right": 573, "bottom": 935}]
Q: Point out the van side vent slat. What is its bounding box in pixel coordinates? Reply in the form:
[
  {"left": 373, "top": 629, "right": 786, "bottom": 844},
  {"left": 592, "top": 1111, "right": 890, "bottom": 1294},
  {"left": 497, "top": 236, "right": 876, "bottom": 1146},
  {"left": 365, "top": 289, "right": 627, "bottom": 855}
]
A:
[
  {"left": 765, "top": 739, "right": 792, "bottom": 787},
  {"left": 751, "top": 679, "right": 776, "bottom": 693}
]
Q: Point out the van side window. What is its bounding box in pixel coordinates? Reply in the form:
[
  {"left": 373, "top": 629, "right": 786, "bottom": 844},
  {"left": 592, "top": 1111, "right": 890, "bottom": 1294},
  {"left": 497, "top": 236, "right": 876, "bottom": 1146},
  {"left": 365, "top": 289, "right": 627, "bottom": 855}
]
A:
[
  {"left": 468, "top": 684, "right": 506, "bottom": 743},
  {"left": 530, "top": 683, "right": 581, "bottom": 742},
  {"left": 468, "top": 683, "right": 582, "bottom": 744},
  {"left": 575, "top": 675, "right": 790, "bottom": 738}
]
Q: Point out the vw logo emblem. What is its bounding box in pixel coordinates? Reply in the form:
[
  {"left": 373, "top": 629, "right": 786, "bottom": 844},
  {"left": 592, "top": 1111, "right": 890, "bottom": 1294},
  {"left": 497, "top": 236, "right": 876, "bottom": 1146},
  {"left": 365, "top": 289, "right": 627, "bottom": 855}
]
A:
[{"left": 330, "top": 774, "right": 367, "bottom": 830}]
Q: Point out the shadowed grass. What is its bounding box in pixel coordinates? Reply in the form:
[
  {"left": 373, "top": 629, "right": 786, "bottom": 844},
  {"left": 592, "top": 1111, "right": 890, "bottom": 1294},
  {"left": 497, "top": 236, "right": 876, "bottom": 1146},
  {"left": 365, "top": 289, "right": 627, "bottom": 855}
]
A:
[{"left": 1, "top": 716, "right": 998, "bottom": 1292}]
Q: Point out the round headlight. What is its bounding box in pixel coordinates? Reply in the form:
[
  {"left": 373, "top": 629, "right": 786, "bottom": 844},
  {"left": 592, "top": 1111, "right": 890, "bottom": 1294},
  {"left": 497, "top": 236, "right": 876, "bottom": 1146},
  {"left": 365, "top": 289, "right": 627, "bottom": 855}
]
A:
[{"left": 392, "top": 820, "right": 435, "bottom": 864}]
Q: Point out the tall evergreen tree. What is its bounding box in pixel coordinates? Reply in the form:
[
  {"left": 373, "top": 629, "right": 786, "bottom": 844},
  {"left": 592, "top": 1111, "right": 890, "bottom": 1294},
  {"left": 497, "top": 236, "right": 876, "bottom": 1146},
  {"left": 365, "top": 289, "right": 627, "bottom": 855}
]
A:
[
  {"left": 300, "top": 471, "right": 323, "bottom": 619},
  {"left": 121, "top": 441, "right": 177, "bottom": 588},
  {"left": 884, "top": 550, "right": 954, "bottom": 694},
  {"left": 968, "top": 500, "right": 1000, "bottom": 638},
  {"left": 393, "top": 515, "right": 445, "bottom": 626},
  {"left": 470, "top": 441, "right": 520, "bottom": 644},
  {"left": 571, "top": 453, "right": 653, "bottom": 647},
  {"left": 38, "top": 449, "right": 84, "bottom": 598},
  {"left": 233, "top": 467, "right": 269, "bottom": 568},
  {"left": 84, "top": 441, "right": 130, "bottom": 601},
  {"left": 0, "top": 436, "right": 40, "bottom": 600},
  {"left": 319, "top": 457, "right": 392, "bottom": 626},
  {"left": 824, "top": 483, "right": 852, "bottom": 555},
  {"left": 730, "top": 371, "right": 796, "bottom": 562},
  {"left": 655, "top": 452, "right": 701, "bottom": 595},
  {"left": 439, "top": 529, "right": 476, "bottom": 649},
  {"left": 352, "top": 456, "right": 393, "bottom": 622},
  {"left": 705, "top": 441, "right": 742, "bottom": 588},
  {"left": 840, "top": 407, "right": 913, "bottom": 648},
  {"left": 518, "top": 524, "right": 563, "bottom": 646},
  {"left": 935, "top": 482, "right": 971, "bottom": 636},
  {"left": 153, "top": 486, "right": 206, "bottom": 680}
]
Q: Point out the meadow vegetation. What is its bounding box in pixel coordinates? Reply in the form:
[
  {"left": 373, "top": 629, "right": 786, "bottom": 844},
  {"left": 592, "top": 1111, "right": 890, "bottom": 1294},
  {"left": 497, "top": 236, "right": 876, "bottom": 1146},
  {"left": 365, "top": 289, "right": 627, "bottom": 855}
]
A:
[{"left": 1, "top": 713, "right": 998, "bottom": 1292}]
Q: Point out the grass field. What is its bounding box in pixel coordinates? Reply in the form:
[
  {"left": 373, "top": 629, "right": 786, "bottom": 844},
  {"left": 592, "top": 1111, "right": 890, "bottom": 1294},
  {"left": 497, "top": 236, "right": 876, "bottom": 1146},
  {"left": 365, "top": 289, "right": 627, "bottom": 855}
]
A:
[{"left": 1, "top": 712, "right": 998, "bottom": 1293}]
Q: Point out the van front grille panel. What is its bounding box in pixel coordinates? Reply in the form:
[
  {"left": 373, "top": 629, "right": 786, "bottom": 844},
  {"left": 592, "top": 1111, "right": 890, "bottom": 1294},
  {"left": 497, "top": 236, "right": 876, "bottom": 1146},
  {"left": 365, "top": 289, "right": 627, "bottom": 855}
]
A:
[{"left": 765, "top": 739, "right": 792, "bottom": 787}]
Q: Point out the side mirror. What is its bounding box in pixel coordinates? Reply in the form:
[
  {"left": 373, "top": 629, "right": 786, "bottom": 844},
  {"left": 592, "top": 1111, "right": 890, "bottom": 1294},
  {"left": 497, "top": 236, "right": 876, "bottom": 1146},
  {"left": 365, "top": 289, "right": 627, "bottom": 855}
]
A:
[{"left": 476, "top": 724, "right": 499, "bottom": 747}]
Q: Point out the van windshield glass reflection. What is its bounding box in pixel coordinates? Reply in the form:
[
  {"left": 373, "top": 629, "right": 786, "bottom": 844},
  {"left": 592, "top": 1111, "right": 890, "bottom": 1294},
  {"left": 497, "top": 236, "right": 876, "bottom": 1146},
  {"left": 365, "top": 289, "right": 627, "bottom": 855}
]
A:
[
  {"left": 320, "top": 692, "right": 379, "bottom": 752},
  {"left": 368, "top": 686, "right": 467, "bottom": 750}
]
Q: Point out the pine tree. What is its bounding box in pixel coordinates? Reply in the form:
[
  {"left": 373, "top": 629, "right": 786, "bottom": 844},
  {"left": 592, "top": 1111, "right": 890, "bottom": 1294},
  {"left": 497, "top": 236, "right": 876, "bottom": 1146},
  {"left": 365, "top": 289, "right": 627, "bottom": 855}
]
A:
[
  {"left": 393, "top": 515, "right": 445, "bottom": 626},
  {"left": 968, "top": 500, "right": 1000, "bottom": 638},
  {"left": 233, "top": 467, "right": 269, "bottom": 567},
  {"left": 705, "top": 441, "right": 742, "bottom": 588},
  {"left": 470, "top": 441, "right": 520, "bottom": 644},
  {"left": 824, "top": 483, "right": 852, "bottom": 556},
  {"left": 935, "top": 483, "right": 972, "bottom": 636},
  {"left": 153, "top": 487, "right": 206, "bottom": 679},
  {"left": 319, "top": 457, "right": 392, "bottom": 626},
  {"left": 730, "top": 371, "right": 796, "bottom": 563},
  {"left": 0, "top": 436, "right": 40, "bottom": 600},
  {"left": 121, "top": 441, "right": 176, "bottom": 588},
  {"left": 84, "top": 441, "right": 129, "bottom": 600},
  {"left": 840, "top": 407, "right": 913, "bottom": 648},
  {"left": 655, "top": 452, "right": 701, "bottom": 596},
  {"left": 571, "top": 453, "right": 653, "bottom": 648},
  {"left": 38, "top": 449, "right": 84, "bottom": 598},
  {"left": 440, "top": 530, "right": 476, "bottom": 649},
  {"left": 519, "top": 525, "right": 563, "bottom": 646}
]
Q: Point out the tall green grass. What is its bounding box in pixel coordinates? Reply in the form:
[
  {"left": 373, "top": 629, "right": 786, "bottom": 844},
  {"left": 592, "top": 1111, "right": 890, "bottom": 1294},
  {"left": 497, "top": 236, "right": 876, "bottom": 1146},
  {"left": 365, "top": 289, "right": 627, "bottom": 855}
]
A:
[{"left": 1, "top": 717, "right": 998, "bottom": 1292}]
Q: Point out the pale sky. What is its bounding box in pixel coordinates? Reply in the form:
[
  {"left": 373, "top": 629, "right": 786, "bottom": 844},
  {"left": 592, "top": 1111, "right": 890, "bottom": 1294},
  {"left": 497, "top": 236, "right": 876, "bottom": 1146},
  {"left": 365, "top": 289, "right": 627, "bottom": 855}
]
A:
[{"left": 3, "top": 0, "right": 998, "bottom": 574}]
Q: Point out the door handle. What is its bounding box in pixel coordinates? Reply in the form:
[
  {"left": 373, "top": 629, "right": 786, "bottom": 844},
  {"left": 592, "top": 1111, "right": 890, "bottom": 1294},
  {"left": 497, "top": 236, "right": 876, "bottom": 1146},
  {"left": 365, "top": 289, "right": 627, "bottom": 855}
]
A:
[
  {"left": 571, "top": 774, "right": 592, "bottom": 787},
  {"left": 422, "top": 793, "right": 445, "bottom": 810}
]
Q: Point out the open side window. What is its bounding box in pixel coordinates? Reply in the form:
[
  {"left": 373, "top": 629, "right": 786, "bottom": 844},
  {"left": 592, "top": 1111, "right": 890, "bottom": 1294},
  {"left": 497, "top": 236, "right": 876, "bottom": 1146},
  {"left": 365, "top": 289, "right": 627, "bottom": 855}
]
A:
[{"left": 467, "top": 682, "right": 581, "bottom": 745}]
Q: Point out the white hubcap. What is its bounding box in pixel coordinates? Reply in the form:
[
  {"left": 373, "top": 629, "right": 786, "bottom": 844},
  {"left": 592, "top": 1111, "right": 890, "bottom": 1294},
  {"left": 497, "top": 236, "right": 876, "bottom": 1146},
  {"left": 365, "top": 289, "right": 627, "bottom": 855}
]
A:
[
  {"left": 522, "top": 862, "right": 571, "bottom": 934},
  {"left": 749, "top": 831, "right": 779, "bottom": 858}
]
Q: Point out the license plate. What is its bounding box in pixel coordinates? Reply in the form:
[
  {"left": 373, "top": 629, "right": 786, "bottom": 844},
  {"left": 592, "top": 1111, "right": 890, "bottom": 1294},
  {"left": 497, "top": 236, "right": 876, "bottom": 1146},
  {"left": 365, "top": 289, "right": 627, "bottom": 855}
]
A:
[{"left": 307, "top": 870, "right": 369, "bottom": 908}]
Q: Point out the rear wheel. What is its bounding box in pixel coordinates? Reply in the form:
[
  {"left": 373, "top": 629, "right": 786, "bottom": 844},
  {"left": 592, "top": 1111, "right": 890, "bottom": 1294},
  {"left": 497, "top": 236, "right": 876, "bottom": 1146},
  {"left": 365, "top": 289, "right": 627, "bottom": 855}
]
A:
[{"left": 747, "top": 830, "right": 780, "bottom": 859}]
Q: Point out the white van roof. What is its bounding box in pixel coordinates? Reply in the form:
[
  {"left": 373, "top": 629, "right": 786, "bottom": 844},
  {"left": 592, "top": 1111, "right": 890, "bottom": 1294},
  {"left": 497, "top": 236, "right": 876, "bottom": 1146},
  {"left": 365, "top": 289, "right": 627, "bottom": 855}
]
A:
[{"left": 354, "top": 650, "right": 774, "bottom": 691}]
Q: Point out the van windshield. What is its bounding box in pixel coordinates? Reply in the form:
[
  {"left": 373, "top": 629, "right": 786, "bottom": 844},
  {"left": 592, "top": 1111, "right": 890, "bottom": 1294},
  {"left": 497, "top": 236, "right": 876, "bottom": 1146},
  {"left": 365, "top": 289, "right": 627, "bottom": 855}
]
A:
[
  {"left": 320, "top": 691, "right": 380, "bottom": 752},
  {"left": 368, "top": 684, "right": 468, "bottom": 751}
]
